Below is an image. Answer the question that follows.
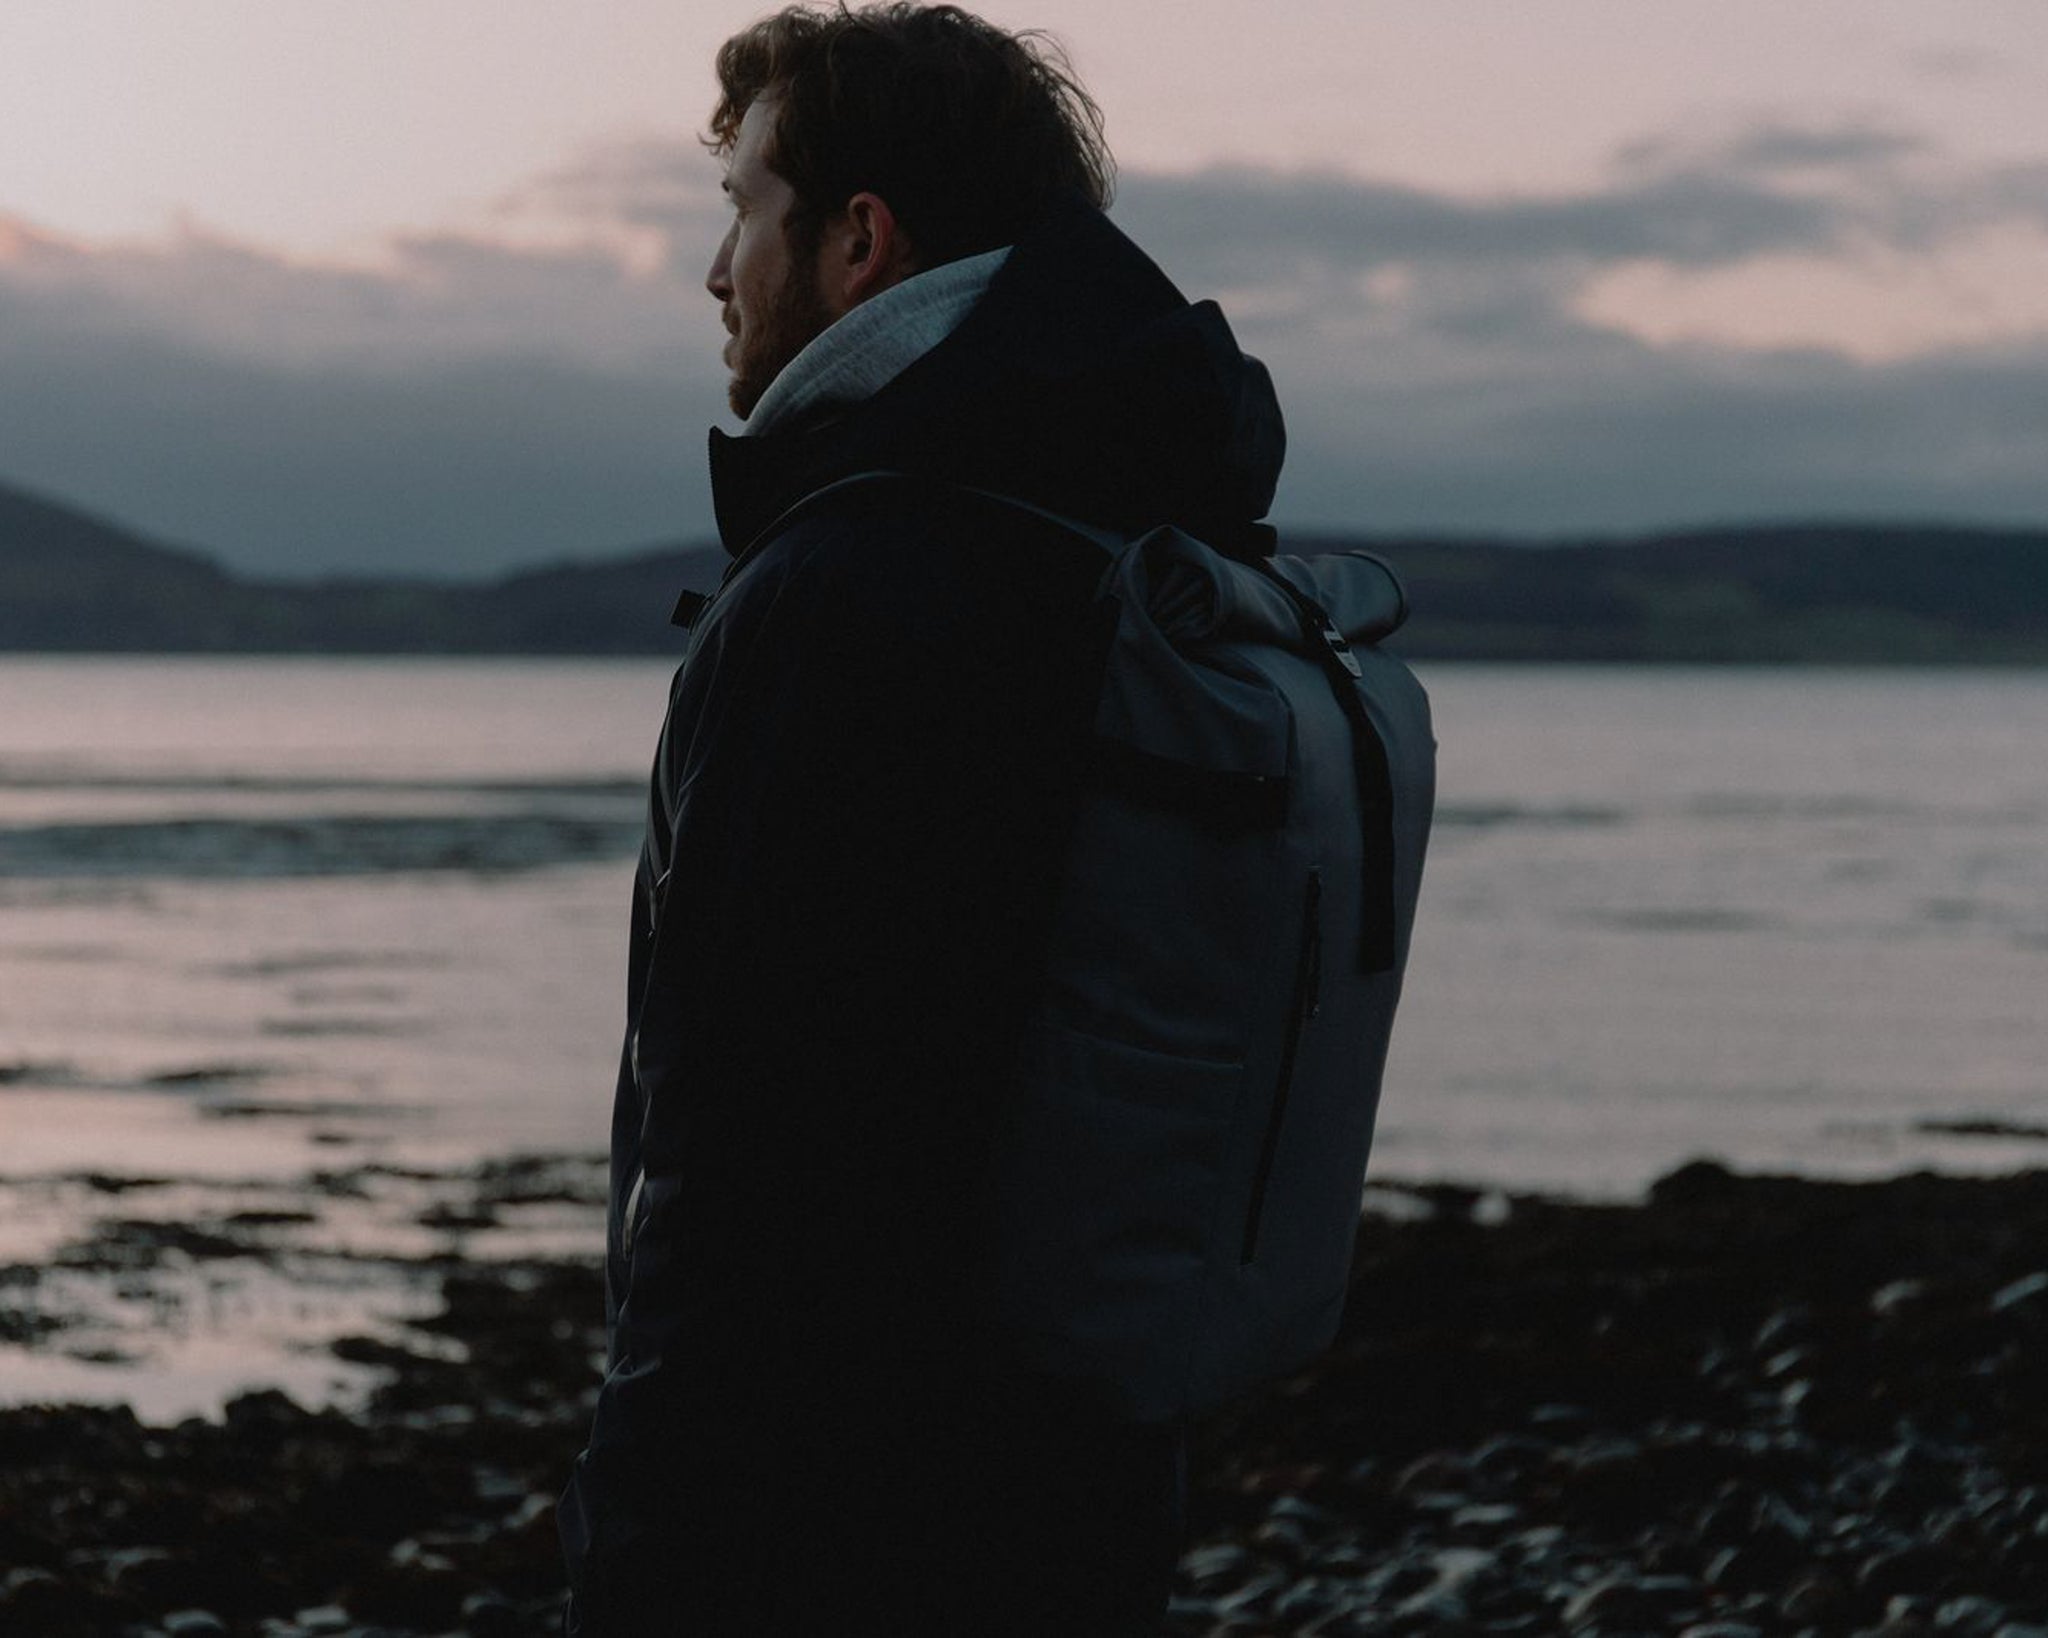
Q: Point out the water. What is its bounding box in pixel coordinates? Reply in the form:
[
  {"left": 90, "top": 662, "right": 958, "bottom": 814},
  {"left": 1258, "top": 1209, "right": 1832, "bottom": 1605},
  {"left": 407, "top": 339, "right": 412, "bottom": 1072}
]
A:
[
  {"left": 1, "top": 658, "right": 658, "bottom": 1412},
  {"left": 5, "top": 657, "right": 2047, "bottom": 1189},
  {"left": 1389, "top": 665, "right": 2048, "bottom": 1192},
  {"left": 4, "top": 657, "right": 2047, "bottom": 1409},
  {"left": 0, "top": 659, "right": 656, "bottom": 1171}
]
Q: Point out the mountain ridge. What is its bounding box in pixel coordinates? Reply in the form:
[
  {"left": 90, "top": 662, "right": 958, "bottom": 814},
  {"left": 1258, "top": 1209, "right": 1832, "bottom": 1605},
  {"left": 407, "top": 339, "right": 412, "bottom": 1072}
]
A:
[{"left": 5, "top": 476, "right": 2045, "bottom": 661}]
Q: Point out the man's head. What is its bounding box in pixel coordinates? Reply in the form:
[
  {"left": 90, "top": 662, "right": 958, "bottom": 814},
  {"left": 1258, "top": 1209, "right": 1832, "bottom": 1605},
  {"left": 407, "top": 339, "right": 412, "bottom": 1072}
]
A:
[{"left": 705, "top": 2, "right": 1113, "bottom": 418}]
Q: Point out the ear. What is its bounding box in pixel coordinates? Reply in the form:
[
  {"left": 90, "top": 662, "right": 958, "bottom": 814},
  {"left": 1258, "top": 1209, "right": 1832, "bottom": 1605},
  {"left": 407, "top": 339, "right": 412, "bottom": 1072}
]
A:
[{"left": 818, "top": 191, "right": 918, "bottom": 310}]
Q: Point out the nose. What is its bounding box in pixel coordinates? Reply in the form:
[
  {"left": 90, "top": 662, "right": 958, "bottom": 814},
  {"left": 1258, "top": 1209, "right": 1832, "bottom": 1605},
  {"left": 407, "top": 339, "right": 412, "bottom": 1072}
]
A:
[{"left": 706, "top": 222, "right": 736, "bottom": 303}]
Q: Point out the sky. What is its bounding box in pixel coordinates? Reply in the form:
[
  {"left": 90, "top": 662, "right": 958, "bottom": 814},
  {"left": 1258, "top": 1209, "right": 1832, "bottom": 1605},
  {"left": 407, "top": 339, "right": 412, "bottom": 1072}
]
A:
[{"left": 3, "top": 0, "right": 2046, "bottom": 578}]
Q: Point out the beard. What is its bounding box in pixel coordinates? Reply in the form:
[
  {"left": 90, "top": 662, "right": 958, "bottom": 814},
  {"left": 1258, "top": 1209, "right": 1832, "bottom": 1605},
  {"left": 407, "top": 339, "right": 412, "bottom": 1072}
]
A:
[{"left": 727, "top": 255, "right": 836, "bottom": 421}]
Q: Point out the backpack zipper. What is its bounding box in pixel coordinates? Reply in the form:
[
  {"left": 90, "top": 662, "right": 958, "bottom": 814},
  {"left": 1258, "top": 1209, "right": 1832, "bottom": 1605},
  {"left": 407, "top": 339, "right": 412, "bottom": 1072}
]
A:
[{"left": 1241, "top": 867, "right": 1323, "bottom": 1266}]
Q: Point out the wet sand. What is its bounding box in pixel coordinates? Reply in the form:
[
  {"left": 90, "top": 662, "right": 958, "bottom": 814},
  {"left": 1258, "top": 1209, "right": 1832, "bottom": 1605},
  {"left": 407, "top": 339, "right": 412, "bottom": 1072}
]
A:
[{"left": 4, "top": 1158, "right": 2047, "bottom": 1637}]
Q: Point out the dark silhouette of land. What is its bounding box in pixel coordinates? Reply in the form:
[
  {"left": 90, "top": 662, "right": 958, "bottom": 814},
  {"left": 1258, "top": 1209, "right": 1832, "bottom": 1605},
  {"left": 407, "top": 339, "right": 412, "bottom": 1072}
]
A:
[
  {"left": 5, "top": 477, "right": 2046, "bottom": 661},
  {"left": 0, "top": 481, "right": 723, "bottom": 656}
]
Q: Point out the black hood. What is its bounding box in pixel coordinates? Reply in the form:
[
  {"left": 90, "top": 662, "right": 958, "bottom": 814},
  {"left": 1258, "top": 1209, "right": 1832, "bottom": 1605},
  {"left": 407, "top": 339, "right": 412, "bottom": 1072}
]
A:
[{"left": 708, "top": 196, "right": 1286, "bottom": 560}]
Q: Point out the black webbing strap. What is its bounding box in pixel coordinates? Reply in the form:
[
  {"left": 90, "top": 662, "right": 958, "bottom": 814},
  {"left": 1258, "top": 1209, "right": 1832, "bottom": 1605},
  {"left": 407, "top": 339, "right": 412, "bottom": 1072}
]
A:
[{"left": 1247, "top": 559, "right": 1399, "bottom": 973}]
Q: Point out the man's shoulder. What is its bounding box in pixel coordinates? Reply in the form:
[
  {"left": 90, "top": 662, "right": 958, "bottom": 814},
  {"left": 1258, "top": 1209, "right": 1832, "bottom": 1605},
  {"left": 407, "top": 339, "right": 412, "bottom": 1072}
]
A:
[
  {"left": 762, "top": 472, "right": 963, "bottom": 569},
  {"left": 765, "top": 471, "right": 1048, "bottom": 553},
  {"left": 749, "top": 472, "right": 1108, "bottom": 621}
]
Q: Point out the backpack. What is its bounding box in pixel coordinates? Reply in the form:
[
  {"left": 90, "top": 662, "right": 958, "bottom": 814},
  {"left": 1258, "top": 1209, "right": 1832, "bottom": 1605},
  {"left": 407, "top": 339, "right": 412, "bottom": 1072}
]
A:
[{"left": 970, "top": 496, "right": 1437, "bottom": 1421}]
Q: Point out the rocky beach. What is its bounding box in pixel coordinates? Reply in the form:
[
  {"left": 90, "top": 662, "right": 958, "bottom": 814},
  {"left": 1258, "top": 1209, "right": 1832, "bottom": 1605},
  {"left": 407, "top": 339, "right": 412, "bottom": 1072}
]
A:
[{"left": 4, "top": 1156, "right": 2048, "bottom": 1637}]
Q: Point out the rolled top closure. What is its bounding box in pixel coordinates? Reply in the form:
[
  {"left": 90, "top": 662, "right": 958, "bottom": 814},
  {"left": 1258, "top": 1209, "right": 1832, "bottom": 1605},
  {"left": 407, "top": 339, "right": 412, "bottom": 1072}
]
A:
[{"left": 1134, "top": 532, "right": 1408, "bottom": 653}]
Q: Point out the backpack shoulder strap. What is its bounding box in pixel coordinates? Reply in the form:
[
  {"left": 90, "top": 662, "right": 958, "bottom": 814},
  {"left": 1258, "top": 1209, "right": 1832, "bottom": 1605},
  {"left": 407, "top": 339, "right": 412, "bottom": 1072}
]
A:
[{"left": 744, "top": 469, "right": 1402, "bottom": 973}]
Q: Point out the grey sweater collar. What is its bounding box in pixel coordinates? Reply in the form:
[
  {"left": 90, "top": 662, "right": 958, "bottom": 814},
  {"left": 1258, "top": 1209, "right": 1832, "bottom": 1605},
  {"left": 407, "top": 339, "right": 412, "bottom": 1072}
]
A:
[{"left": 743, "top": 246, "right": 1010, "bottom": 437}]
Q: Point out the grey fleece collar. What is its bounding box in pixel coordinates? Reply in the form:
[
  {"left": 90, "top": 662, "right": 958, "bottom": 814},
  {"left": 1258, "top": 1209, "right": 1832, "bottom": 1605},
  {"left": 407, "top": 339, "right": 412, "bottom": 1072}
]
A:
[{"left": 743, "top": 246, "right": 1011, "bottom": 437}]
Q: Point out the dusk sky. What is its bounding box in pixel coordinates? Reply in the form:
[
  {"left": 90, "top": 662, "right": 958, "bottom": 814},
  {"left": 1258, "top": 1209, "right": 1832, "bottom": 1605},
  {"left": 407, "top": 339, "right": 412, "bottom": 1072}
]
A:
[{"left": 4, "top": 1, "right": 2046, "bottom": 577}]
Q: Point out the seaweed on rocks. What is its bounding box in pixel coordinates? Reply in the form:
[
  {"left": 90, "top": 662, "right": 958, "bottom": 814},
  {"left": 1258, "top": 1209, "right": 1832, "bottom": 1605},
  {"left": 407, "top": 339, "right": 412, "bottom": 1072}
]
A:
[
  {"left": 0, "top": 1258, "right": 598, "bottom": 1638},
  {"left": 5, "top": 1160, "right": 2048, "bottom": 1635}
]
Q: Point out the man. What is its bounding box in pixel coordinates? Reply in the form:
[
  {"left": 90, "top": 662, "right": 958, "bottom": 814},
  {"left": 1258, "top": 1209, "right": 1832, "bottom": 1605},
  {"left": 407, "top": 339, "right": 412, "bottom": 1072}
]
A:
[{"left": 559, "top": 6, "right": 1288, "bottom": 1633}]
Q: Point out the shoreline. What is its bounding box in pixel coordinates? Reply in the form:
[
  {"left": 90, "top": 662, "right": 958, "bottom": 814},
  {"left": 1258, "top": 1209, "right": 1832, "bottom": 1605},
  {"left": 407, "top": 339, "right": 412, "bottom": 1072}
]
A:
[{"left": 4, "top": 1159, "right": 2047, "bottom": 1635}]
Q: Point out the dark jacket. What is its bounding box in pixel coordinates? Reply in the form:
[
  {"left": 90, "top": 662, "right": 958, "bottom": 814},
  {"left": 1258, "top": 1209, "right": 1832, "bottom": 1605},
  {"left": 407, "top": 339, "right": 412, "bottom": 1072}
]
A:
[{"left": 559, "top": 198, "right": 1285, "bottom": 1636}]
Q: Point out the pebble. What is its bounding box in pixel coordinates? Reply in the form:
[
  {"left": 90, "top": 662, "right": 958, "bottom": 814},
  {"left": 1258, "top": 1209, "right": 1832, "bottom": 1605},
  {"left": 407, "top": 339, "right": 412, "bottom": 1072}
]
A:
[
  {"left": 1212, "top": 1570, "right": 1289, "bottom": 1618},
  {"left": 161, "top": 1614, "right": 229, "bottom": 1638},
  {"left": 1450, "top": 1500, "right": 1521, "bottom": 1535},
  {"left": 460, "top": 1591, "right": 526, "bottom": 1638},
  {"left": 1936, "top": 1596, "right": 2011, "bottom": 1634},
  {"left": 1527, "top": 1403, "right": 1594, "bottom": 1431},
  {"left": 1270, "top": 1577, "right": 1343, "bottom": 1622},
  {"left": 1871, "top": 1277, "right": 1936, "bottom": 1316},
  {"left": 1705, "top": 1541, "right": 1798, "bottom": 1593},
  {"left": 1754, "top": 1302, "right": 1817, "bottom": 1349},
  {"left": 1989, "top": 1271, "right": 2048, "bottom": 1314},
  {"left": 1559, "top": 1572, "right": 1700, "bottom": 1629},
  {"left": 1183, "top": 1544, "right": 1252, "bottom": 1588},
  {"left": 1391, "top": 1544, "right": 1500, "bottom": 1621},
  {"left": 1250, "top": 1516, "right": 1314, "bottom": 1564},
  {"left": 1859, "top": 1544, "right": 1958, "bottom": 1601},
  {"left": 1780, "top": 1570, "right": 1852, "bottom": 1624},
  {"left": 102, "top": 1546, "right": 174, "bottom": 1587},
  {"left": 1394, "top": 1451, "right": 1472, "bottom": 1496},
  {"left": 1294, "top": 1610, "right": 1370, "bottom": 1638},
  {"left": 1471, "top": 1433, "right": 1549, "bottom": 1479},
  {"left": 1762, "top": 1343, "right": 1817, "bottom": 1379}
]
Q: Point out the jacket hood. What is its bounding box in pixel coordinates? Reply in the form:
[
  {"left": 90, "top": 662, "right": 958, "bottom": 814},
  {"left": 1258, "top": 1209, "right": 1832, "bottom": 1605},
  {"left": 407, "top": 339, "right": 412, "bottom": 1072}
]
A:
[{"left": 709, "top": 195, "right": 1286, "bottom": 560}]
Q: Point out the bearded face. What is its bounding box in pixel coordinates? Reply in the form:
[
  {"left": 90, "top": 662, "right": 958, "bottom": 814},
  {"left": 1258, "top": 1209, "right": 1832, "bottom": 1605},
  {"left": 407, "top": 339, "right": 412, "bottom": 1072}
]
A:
[
  {"left": 722, "top": 235, "right": 836, "bottom": 420},
  {"left": 709, "top": 97, "right": 842, "bottom": 422}
]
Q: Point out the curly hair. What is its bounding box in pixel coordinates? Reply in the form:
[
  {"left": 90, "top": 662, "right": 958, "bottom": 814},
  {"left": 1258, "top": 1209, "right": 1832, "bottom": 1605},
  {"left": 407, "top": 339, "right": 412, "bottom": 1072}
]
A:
[{"left": 710, "top": 4, "right": 1114, "bottom": 269}]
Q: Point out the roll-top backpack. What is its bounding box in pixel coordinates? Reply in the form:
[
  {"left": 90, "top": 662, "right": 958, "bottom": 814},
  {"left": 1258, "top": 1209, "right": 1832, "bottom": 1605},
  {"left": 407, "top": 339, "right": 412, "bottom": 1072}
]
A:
[
  {"left": 975, "top": 499, "right": 1437, "bottom": 1421},
  {"left": 713, "top": 470, "right": 1436, "bottom": 1423}
]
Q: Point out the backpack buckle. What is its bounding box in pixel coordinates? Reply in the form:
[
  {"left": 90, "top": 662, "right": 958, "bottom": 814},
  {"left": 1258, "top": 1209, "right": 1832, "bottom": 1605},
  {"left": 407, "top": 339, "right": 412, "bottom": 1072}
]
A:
[{"left": 1316, "top": 616, "right": 1364, "bottom": 679}]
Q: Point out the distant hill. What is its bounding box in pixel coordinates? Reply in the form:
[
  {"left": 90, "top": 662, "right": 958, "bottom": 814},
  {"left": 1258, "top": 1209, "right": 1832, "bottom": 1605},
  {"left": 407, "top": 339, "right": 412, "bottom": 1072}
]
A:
[
  {"left": 1349, "top": 523, "right": 2048, "bottom": 663},
  {"left": 0, "top": 480, "right": 722, "bottom": 654},
  {"left": 4, "top": 478, "right": 2045, "bottom": 661},
  {"left": 0, "top": 481, "right": 238, "bottom": 649}
]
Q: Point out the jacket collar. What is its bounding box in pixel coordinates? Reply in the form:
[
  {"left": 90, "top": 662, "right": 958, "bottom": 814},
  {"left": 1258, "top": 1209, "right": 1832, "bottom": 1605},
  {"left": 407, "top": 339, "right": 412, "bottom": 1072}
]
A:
[
  {"left": 708, "top": 196, "right": 1285, "bottom": 562},
  {"left": 743, "top": 247, "right": 1009, "bottom": 438}
]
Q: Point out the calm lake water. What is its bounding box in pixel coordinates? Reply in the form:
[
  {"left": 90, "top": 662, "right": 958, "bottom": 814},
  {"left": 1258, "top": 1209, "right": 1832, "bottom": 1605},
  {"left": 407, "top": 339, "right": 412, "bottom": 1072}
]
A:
[
  {"left": 4, "top": 656, "right": 2046, "bottom": 1411},
  {"left": 0, "top": 659, "right": 2039, "bottom": 1195},
  {"left": 3, "top": 657, "right": 2046, "bottom": 1195}
]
